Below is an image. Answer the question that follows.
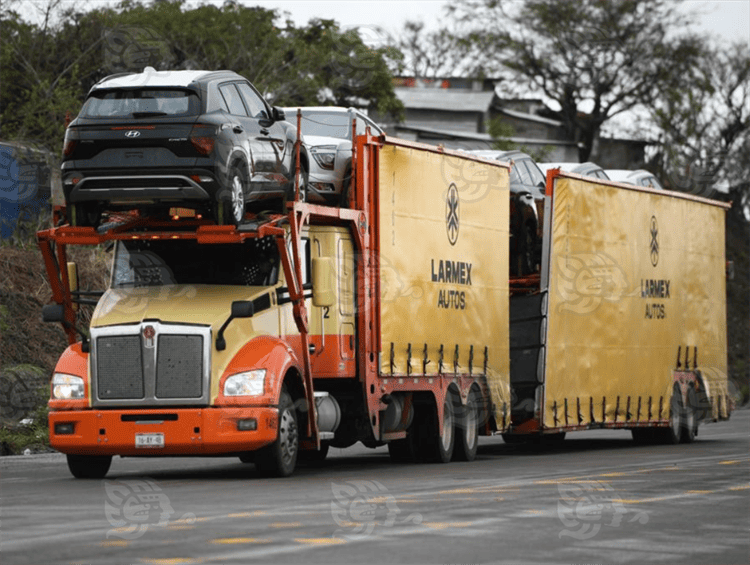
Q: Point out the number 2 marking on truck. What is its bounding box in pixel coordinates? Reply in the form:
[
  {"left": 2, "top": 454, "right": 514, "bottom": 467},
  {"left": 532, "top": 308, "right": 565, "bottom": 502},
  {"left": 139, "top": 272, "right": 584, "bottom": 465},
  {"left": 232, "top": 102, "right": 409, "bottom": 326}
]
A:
[{"left": 323, "top": 306, "right": 330, "bottom": 319}]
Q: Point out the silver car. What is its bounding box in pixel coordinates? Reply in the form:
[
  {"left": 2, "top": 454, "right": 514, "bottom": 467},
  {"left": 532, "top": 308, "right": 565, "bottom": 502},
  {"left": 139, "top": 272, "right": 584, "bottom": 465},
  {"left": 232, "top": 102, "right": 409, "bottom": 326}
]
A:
[
  {"left": 539, "top": 162, "right": 610, "bottom": 181},
  {"left": 605, "top": 169, "right": 664, "bottom": 190},
  {"left": 283, "top": 107, "right": 383, "bottom": 206}
]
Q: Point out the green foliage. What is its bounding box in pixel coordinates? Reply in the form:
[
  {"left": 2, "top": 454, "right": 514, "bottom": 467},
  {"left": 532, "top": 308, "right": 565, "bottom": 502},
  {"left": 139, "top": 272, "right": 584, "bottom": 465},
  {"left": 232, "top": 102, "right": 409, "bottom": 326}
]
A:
[
  {"left": 0, "top": 401, "right": 50, "bottom": 455},
  {"left": 0, "top": 0, "right": 403, "bottom": 155},
  {"left": 444, "top": 0, "right": 704, "bottom": 162}
]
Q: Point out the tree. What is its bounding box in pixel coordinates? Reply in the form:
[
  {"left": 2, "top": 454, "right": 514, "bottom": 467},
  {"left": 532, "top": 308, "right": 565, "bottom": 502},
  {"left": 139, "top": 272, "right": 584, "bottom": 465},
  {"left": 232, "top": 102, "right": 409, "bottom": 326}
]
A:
[
  {"left": 0, "top": 0, "right": 403, "bottom": 155},
  {"left": 445, "top": 0, "right": 704, "bottom": 162}
]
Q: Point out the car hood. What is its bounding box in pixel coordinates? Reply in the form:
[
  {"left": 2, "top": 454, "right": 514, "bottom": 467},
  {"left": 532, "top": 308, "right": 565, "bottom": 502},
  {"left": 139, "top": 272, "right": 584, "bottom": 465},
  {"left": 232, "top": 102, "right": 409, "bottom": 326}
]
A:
[{"left": 303, "top": 135, "right": 352, "bottom": 151}]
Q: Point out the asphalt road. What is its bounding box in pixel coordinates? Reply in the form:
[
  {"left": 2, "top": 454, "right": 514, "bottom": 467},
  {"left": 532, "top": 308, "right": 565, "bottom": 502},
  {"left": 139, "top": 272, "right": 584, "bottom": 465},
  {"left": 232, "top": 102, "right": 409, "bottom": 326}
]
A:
[{"left": 2, "top": 410, "right": 748, "bottom": 565}]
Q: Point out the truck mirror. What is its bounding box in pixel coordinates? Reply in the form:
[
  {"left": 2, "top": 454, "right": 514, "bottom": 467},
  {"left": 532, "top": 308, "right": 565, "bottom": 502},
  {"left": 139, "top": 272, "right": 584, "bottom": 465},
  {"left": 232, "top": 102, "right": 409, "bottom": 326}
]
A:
[
  {"left": 42, "top": 304, "right": 65, "bottom": 323},
  {"left": 312, "top": 257, "right": 335, "bottom": 307},
  {"left": 67, "top": 262, "right": 79, "bottom": 312},
  {"left": 231, "top": 300, "right": 255, "bottom": 318}
]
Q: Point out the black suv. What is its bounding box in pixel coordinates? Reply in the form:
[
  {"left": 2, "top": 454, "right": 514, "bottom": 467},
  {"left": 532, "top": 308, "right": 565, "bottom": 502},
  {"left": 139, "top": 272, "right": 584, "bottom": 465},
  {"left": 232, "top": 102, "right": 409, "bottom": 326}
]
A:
[
  {"left": 470, "top": 150, "right": 545, "bottom": 275},
  {"left": 62, "top": 68, "right": 308, "bottom": 226}
]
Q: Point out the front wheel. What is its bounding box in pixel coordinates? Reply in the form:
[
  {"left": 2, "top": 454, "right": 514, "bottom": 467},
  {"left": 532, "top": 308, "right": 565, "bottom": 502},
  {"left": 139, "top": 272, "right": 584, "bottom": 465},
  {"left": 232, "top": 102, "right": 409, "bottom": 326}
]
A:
[
  {"left": 67, "top": 454, "right": 112, "bottom": 479},
  {"left": 255, "top": 387, "right": 299, "bottom": 477}
]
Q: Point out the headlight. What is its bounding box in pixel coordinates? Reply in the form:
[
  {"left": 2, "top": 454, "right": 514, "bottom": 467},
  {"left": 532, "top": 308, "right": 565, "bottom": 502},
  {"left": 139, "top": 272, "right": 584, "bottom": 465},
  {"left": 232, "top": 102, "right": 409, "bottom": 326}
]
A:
[
  {"left": 224, "top": 369, "right": 266, "bottom": 396},
  {"left": 52, "top": 373, "right": 85, "bottom": 399},
  {"left": 311, "top": 145, "right": 337, "bottom": 170}
]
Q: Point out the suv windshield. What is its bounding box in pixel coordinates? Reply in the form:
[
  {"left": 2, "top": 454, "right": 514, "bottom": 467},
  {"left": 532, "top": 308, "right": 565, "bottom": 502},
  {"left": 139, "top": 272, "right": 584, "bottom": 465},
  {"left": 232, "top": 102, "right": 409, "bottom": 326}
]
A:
[
  {"left": 299, "top": 112, "right": 352, "bottom": 139},
  {"left": 81, "top": 88, "right": 200, "bottom": 118},
  {"left": 112, "top": 237, "right": 279, "bottom": 287}
]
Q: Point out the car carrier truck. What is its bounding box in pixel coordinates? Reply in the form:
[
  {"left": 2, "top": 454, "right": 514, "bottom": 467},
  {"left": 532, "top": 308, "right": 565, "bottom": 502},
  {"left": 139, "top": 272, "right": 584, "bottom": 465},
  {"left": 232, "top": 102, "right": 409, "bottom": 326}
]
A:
[
  {"left": 39, "top": 133, "right": 512, "bottom": 478},
  {"left": 39, "top": 131, "right": 732, "bottom": 479},
  {"left": 505, "top": 169, "right": 732, "bottom": 445}
]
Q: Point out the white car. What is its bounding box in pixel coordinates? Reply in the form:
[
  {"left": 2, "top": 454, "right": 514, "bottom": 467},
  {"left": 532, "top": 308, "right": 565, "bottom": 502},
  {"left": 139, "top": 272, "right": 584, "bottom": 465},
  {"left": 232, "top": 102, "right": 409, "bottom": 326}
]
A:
[
  {"left": 539, "top": 162, "right": 610, "bottom": 181},
  {"left": 282, "top": 106, "right": 383, "bottom": 206},
  {"left": 605, "top": 169, "right": 664, "bottom": 190}
]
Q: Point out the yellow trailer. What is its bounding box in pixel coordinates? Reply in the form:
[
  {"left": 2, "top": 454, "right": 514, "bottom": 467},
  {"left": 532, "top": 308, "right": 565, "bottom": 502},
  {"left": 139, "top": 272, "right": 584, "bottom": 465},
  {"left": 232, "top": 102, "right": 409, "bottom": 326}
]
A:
[{"left": 508, "top": 171, "right": 731, "bottom": 444}]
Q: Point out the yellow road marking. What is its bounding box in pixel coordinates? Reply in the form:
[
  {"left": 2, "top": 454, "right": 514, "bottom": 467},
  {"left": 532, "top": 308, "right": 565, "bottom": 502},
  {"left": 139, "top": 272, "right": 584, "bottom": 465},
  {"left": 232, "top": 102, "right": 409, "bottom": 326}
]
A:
[
  {"left": 227, "top": 511, "right": 266, "bottom": 518},
  {"left": 269, "top": 522, "right": 302, "bottom": 528},
  {"left": 729, "top": 485, "right": 750, "bottom": 491},
  {"left": 422, "top": 522, "right": 473, "bottom": 529},
  {"left": 99, "top": 540, "right": 129, "bottom": 547},
  {"left": 138, "top": 557, "right": 203, "bottom": 565},
  {"left": 167, "top": 525, "right": 195, "bottom": 530},
  {"left": 598, "top": 472, "right": 628, "bottom": 477},
  {"left": 295, "top": 538, "right": 347, "bottom": 545},
  {"left": 439, "top": 488, "right": 478, "bottom": 494},
  {"left": 719, "top": 460, "right": 741, "bottom": 465},
  {"left": 210, "top": 538, "right": 271, "bottom": 544},
  {"left": 686, "top": 490, "right": 714, "bottom": 494}
]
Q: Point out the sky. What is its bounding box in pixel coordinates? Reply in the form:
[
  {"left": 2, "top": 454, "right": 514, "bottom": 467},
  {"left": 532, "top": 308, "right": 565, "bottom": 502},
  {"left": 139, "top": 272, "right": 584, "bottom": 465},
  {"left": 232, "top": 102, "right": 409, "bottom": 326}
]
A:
[{"left": 15, "top": 0, "right": 750, "bottom": 46}]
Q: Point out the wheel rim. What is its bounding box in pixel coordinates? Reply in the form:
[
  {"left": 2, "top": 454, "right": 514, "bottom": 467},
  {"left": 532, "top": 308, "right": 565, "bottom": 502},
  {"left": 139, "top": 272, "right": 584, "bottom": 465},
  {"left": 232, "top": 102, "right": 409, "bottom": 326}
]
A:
[
  {"left": 278, "top": 407, "right": 298, "bottom": 467},
  {"left": 441, "top": 400, "right": 454, "bottom": 452},
  {"left": 230, "top": 175, "right": 244, "bottom": 223}
]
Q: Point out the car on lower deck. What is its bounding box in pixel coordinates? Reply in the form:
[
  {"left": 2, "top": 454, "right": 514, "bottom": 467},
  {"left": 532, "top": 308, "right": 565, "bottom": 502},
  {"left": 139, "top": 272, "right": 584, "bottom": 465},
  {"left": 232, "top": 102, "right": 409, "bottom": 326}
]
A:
[
  {"left": 282, "top": 107, "right": 383, "bottom": 206},
  {"left": 62, "top": 67, "right": 308, "bottom": 227}
]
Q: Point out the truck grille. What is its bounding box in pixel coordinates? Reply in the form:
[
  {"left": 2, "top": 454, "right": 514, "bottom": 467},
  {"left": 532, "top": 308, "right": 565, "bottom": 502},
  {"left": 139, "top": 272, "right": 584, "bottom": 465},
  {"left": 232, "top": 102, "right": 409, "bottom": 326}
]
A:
[
  {"left": 97, "top": 336, "right": 144, "bottom": 399},
  {"left": 91, "top": 323, "right": 210, "bottom": 407}
]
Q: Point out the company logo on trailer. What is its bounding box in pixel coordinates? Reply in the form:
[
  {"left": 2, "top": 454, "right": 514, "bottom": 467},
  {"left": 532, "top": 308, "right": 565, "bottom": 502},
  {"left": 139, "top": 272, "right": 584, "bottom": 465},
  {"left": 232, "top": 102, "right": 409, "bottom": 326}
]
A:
[
  {"left": 649, "top": 216, "right": 659, "bottom": 267},
  {"left": 125, "top": 130, "right": 141, "bottom": 138},
  {"left": 446, "top": 183, "right": 459, "bottom": 245}
]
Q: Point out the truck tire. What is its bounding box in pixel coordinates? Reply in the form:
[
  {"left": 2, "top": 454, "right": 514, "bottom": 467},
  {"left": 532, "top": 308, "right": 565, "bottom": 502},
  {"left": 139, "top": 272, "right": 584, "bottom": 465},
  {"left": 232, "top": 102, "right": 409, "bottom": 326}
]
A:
[
  {"left": 255, "top": 387, "right": 298, "bottom": 477},
  {"left": 419, "top": 396, "right": 454, "bottom": 463},
  {"left": 681, "top": 387, "right": 698, "bottom": 443},
  {"left": 655, "top": 385, "right": 684, "bottom": 444},
  {"left": 66, "top": 454, "right": 112, "bottom": 479},
  {"left": 453, "top": 392, "right": 478, "bottom": 462}
]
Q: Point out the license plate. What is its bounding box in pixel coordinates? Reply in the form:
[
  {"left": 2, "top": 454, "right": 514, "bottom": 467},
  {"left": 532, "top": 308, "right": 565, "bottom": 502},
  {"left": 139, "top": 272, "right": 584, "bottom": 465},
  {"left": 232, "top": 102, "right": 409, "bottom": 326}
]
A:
[{"left": 135, "top": 433, "right": 164, "bottom": 448}]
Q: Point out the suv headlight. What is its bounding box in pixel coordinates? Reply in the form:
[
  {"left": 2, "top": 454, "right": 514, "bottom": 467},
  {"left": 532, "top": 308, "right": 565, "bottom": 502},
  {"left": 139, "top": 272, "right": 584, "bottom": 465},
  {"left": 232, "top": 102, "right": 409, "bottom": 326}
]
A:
[
  {"left": 52, "top": 373, "right": 85, "bottom": 399},
  {"left": 224, "top": 370, "right": 266, "bottom": 396},
  {"left": 311, "top": 145, "right": 337, "bottom": 170}
]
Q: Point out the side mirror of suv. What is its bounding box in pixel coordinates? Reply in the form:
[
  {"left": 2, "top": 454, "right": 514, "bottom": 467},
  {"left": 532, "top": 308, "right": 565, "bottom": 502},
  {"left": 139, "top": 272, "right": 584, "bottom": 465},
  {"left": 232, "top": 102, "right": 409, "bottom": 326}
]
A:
[{"left": 272, "top": 107, "right": 285, "bottom": 122}]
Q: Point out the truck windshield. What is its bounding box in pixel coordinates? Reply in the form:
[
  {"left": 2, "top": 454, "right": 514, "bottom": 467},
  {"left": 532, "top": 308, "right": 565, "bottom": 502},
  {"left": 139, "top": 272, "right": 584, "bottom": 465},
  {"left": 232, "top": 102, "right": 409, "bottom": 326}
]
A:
[{"left": 112, "top": 237, "right": 279, "bottom": 287}]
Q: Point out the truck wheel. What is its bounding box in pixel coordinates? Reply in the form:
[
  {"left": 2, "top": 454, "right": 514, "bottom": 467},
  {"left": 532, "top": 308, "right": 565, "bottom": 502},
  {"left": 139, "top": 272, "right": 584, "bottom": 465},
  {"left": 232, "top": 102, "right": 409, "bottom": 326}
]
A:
[
  {"left": 453, "top": 392, "right": 478, "bottom": 462},
  {"left": 656, "top": 386, "right": 684, "bottom": 444},
  {"left": 255, "top": 387, "right": 298, "bottom": 477},
  {"left": 66, "top": 454, "right": 112, "bottom": 479},
  {"left": 420, "top": 397, "right": 455, "bottom": 463},
  {"left": 681, "top": 388, "right": 698, "bottom": 443}
]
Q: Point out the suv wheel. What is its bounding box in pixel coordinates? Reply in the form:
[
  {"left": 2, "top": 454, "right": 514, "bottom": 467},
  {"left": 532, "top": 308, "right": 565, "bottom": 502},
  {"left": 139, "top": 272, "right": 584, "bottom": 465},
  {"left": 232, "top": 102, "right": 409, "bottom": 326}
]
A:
[{"left": 215, "top": 169, "right": 246, "bottom": 226}]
